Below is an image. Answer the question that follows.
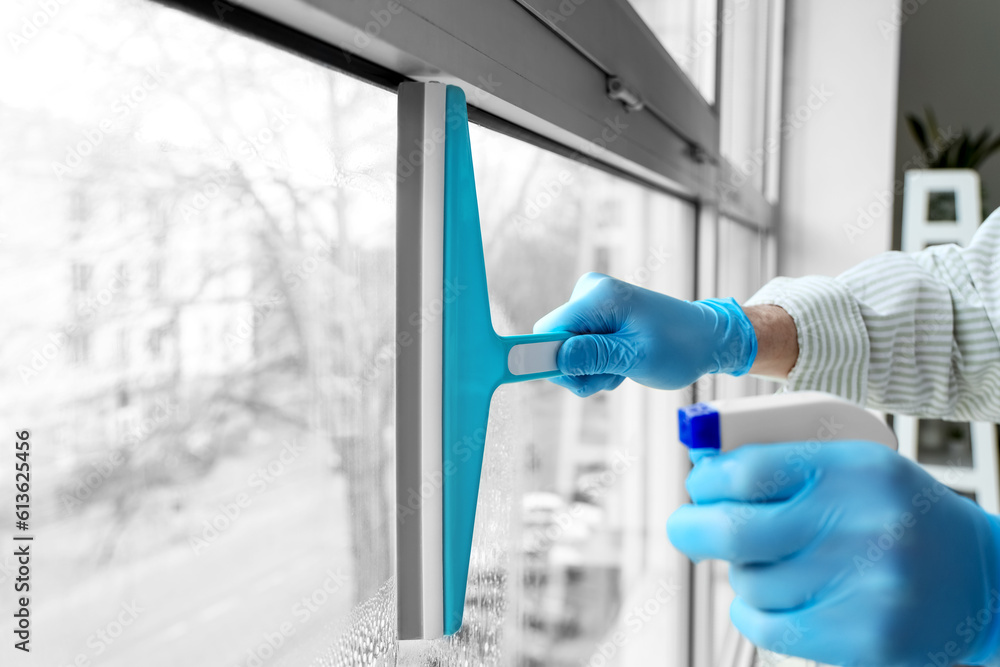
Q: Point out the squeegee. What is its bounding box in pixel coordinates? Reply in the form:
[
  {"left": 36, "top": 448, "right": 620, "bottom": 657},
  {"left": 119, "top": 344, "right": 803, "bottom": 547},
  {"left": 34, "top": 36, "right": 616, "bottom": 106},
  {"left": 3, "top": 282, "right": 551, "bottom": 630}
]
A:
[{"left": 395, "top": 82, "right": 572, "bottom": 639}]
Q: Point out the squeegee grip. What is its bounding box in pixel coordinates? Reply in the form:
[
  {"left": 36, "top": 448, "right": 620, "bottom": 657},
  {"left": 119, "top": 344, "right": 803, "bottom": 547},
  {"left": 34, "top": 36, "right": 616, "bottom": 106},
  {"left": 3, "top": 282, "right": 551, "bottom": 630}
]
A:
[{"left": 500, "top": 332, "right": 573, "bottom": 383}]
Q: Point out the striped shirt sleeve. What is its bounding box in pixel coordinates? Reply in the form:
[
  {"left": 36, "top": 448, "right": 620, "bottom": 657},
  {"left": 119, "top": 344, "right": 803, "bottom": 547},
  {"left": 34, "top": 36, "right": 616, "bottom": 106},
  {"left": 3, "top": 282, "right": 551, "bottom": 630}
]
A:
[{"left": 745, "top": 207, "right": 1000, "bottom": 422}]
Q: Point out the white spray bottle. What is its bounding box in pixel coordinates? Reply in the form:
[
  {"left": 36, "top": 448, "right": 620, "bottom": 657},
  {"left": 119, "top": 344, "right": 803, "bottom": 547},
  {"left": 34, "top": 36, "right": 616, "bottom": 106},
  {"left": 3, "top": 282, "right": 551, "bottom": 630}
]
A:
[
  {"left": 678, "top": 390, "right": 897, "bottom": 452},
  {"left": 677, "top": 390, "right": 897, "bottom": 667}
]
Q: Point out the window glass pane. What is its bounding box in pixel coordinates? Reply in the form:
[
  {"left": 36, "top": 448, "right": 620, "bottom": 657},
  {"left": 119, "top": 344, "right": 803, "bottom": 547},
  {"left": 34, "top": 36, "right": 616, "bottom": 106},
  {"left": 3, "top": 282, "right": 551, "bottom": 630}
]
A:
[
  {"left": 472, "top": 124, "right": 697, "bottom": 665},
  {"left": 2, "top": 1, "right": 397, "bottom": 665},
  {"left": 5, "top": 1, "right": 700, "bottom": 665},
  {"left": 762, "top": 0, "right": 786, "bottom": 203},
  {"left": 916, "top": 420, "right": 973, "bottom": 468},
  {"left": 701, "top": 215, "right": 763, "bottom": 663},
  {"left": 705, "top": 218, "right": 783, "bottom": 666},
  {"left": 714, "top": 218, "right": 763, "bottom": 400},
  {"left": 719, "top": 0, "right": 772, "bottom": 193},
  {"left": 628, "top": 0, "right": 718, "bottom": 103}
]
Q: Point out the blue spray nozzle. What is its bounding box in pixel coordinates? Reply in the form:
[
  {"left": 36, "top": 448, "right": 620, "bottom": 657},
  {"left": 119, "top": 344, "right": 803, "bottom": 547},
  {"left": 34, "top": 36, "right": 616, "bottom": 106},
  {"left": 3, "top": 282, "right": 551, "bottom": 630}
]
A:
[{"left": 678, "top": 402, "right": 721, "bottom": 450}]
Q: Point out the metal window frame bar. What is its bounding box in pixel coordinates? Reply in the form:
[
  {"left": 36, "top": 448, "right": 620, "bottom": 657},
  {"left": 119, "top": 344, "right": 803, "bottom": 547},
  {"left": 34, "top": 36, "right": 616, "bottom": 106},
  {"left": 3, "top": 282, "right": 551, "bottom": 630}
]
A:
[
  {"left": 160, "top": 0, "right": 707, "bottom": 209},
  {"left": 514, "top": 0, "right": 718, "bottom": 154}
]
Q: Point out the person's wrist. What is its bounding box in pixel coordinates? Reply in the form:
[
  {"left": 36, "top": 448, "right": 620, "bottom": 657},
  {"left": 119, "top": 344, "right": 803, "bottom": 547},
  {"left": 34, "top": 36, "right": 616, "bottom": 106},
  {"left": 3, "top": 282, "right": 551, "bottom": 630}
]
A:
[
  {"left": 744, "top": 304, "right": 798, "bottom": 379},
  {"left": 696, "top": 297, "right": 758, "bottom": 377}
]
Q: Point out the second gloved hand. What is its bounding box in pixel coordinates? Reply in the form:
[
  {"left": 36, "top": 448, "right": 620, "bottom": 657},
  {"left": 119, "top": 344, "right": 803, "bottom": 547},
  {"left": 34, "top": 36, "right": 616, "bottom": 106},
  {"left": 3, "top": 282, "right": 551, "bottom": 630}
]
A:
[
  {"left": 668, "top": 441, "right": 1000, "bottom": 667},
  {"left": 532, "top": 272, "right": 757, "bottom": 396}
]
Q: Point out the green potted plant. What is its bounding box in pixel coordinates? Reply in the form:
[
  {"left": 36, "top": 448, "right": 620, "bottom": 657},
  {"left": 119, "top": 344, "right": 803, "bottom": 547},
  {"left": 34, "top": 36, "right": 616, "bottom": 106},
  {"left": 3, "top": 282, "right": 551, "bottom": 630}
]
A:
[{"left": 905, "top": 108, "right": 1000, "bottom": 219}]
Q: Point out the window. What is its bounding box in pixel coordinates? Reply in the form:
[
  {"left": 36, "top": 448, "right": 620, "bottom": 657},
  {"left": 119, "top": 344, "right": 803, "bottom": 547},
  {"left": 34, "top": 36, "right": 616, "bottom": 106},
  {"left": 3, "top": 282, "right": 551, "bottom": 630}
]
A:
[
  {"left": 2, "top": 3, "right": 395, "bottom": 665},
  {"left": 3, "top": 0, "right": 786, "bottom": 665},
  {"left": 916, "top": 419, "right": 973, "bottom": 467},
  {"left": 148, "top": 257, "right": 162, "bottom": 294},
  {"left": 70, "top": 190, "right": 89, "bottom": 223},
  {"left": 69, "top": 331, "right": 91, "bottom": 365},
  {"left": 719, "top": 0, "right": 786, "bottom": 199},
  {"left": 72, "top": 262, "right": 92, "bottom": 293},
  {"left": 629, "top": 0, "right": 718, "bottom": 103},
  {"left": 692, "top": 214, "right": 779, "bottom": 666},
  {"left": 148, "top": 326, "right": 165, "bottom": 359},
  {"left": 117, "top": 384, "right": 130, "bottom": 407},
  {"left": 471, "top": 124, "right": 697, "bottom": 665},
  {"left": 117, "top": 327, "right": 130, "bottom": 366}
]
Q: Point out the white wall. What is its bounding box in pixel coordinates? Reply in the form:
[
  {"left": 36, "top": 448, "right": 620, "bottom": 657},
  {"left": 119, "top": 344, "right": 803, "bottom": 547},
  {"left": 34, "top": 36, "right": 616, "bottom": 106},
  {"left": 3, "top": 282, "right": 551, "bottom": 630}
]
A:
[
  {"left": 777, "top": 0, "right": 901, "bottom": 277},
  {"left": 893, "top": 0, "right": 1000, "bottom": 238}
]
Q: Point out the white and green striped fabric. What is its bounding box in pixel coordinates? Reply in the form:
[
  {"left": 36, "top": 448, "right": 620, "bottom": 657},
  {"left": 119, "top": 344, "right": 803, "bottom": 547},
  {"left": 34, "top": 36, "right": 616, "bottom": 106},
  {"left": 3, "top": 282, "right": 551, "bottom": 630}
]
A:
[{"left": 746, "top": 206, "right": 1000, "bottom": 422}]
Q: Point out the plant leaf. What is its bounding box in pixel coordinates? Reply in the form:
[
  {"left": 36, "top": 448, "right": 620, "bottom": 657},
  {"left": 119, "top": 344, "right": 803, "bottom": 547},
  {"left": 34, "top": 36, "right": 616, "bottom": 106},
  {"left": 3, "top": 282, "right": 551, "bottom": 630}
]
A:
[
  {"left": 905, "top": 113, "right": 929, "bottom": 153},
  {"left": 956, "top": 134, "right": 974, "bottom": 168},
  {"left": 967, "top": 129, "right": 992, "bottom": 169},
  {"left": 925, "top": 107, "right": 942, "bottom": 146},
  {"left": 930, "top": 139, "right": 952, "bottom": 168},
  {"left": 977, "top": 135, "right": 1000, "bottom": 170}
]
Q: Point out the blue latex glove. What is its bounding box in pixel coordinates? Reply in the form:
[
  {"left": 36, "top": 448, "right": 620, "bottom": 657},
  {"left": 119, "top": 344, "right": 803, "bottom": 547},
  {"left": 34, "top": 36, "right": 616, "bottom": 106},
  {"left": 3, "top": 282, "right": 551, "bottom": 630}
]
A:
[
  {"left": 532, "top": 272, "right": 757, "bottom": 396},
  {"left": 667, "top": 441, "right": 1000, "bottom": 667}
]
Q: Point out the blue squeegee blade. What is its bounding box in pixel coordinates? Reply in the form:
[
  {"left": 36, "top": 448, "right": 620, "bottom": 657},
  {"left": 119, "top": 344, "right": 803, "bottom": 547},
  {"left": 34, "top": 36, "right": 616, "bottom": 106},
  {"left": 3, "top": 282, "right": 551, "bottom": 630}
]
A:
[{"left": 441, "top": 85, "right": 508, "bottom": 636}]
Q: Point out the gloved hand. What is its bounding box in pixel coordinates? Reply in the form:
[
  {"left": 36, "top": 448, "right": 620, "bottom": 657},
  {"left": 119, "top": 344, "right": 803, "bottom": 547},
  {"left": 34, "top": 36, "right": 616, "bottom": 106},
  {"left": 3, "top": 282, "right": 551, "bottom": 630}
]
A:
[
  {"left": 532, "top": 272, "right": 757, "bottom": 397},
  {"left": 667, "top": 440, "right": 1000, "bottom": 667}
]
